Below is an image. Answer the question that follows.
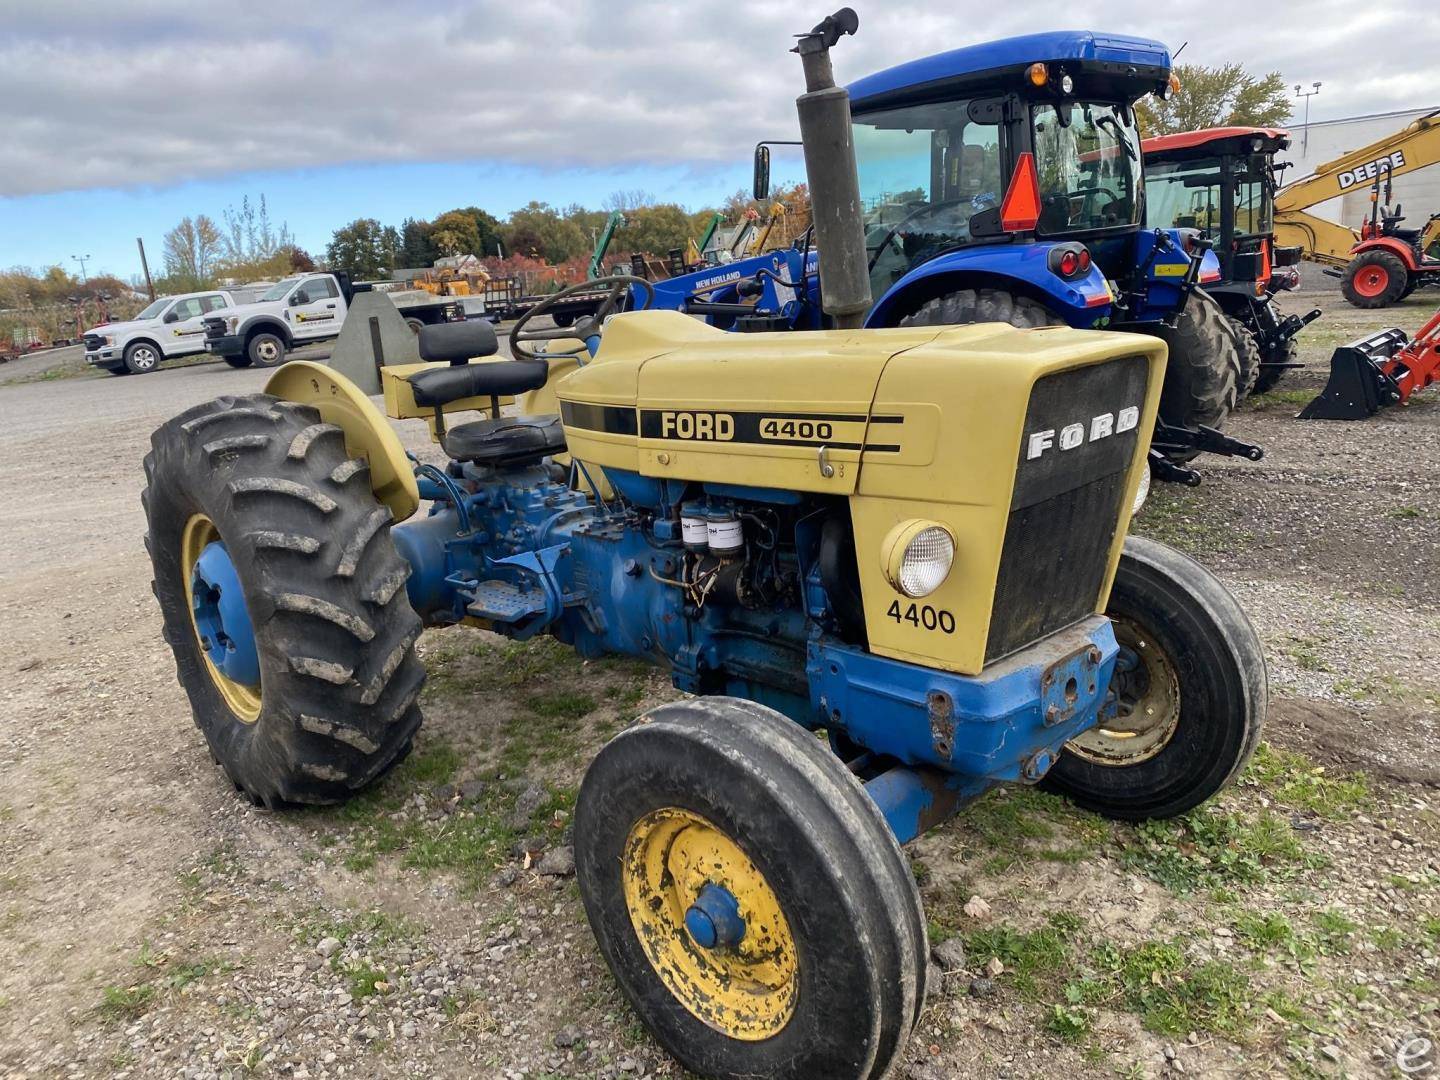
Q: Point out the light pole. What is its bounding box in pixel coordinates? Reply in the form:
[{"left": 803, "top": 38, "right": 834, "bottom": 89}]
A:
[
  {"left": 1294, "top": 82, "right": 1322, "bottom": 156},
  {"left": 70, "top": 254, "right": 92, "bottom": 284}
]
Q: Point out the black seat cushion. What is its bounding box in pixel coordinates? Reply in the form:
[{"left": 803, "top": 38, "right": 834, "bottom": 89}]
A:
[
  {"left": 444, "top": 415, "right": 566, "bottom": 465},
  {"left": 418, "top": 319, "right": 499, "bottom": 362},
  {"left": 409, "top": 360, "right": 550, "bottom": 408},
  {"left": 1389, "top": 226, "right": 1423, "bottom": 244}
]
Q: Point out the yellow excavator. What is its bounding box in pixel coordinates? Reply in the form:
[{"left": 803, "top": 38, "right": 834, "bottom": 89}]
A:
[{"left": 1274, "top": 110, "right": 1440, "bottom": 307}]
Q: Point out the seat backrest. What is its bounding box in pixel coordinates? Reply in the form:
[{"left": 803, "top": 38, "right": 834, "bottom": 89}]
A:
[{"left": 419, "top": 319, "right": 499, "bottom": 364}]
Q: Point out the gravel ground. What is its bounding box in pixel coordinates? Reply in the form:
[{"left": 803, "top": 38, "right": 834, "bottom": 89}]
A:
[{"left": 0, "top": 295, "right": 1436, "bottom": 1080}]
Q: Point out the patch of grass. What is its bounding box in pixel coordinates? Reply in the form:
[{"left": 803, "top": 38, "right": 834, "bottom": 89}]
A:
[
  {"left": 525, "top": 690, "right": 597, "bottom": 721},
  {"left": 1246, "top": 389, "right": 1314, "bottom": 410},
  {"left": 1093, "top": 940, "right": 1255, "bottom": 1038},
  {"left": 1047, "top": 1003, "right": 1091, "bottom": 1042},
  {"left": 345, "top": 960, "right": 389, "bottom": 1000},
  {"left": 404, "top": 741, "right": 463, "bottom": 787},
  {"left": 1243, "top": 744, "right": 1368, "bottom": 817},
  {"left": 296, "top": 907, "right": 423, "bottom": 953},
  {"left": 1310, "top": 909, "right": 1358, "bottom": 955},
  {"left": 1121, "top": 807, "right": 1323, "bottom": 893},
  {"left": 1233, "top": 912, "right": 1317, "bottom": 970},
  {"left": 1280, "top": 634, "right": 1332, "bottom": 673},
  {"left": 1370, "top": 925, "right": 1406, "bottom": 952},
  {"left": 98, "top": 984, "right": 155, "bottom": 1022},
  {"left": 964, "top": 913, "right": 1081, "bottom": 1000},
  {"left": 1421, "top": 917, "right": 1440, "bottom": 941},
  {"left": 1389, "top": 506, "right": 1425, "bottom": 520},
  {"left": 1332, "top": 673, "right": 1440, "bottom": 710}
]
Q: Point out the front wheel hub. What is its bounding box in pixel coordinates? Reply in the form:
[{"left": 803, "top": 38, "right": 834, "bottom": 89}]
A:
[
  {"left": 182, "top": 514, "right": 262, "bottom": 720},
  {"left": 684, "top": 883, "right": 747, "bottom": 950}
]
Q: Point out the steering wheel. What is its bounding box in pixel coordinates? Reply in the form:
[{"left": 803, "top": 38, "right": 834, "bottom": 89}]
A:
[
  {"left": 867, "top": 198, "right": 969, "bottom": 271},
  {"left": 509, "top": 274, "right": 655, "bottom": 361}
]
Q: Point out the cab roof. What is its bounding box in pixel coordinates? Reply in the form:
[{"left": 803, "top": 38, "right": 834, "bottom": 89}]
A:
[
  {"left": 848, "top": 30, "right": 1171, "bottom": 112},
  {"left": 1142, "top": 126, "right": 1291, "bottom": 160}
]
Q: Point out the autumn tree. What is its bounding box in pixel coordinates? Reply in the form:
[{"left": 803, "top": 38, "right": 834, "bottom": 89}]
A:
[
  {"left": 500, "top": 202, "right": 588, "bottom": 263},
  {"left": 325, "top": 218, "right": 399, "bottom": 278},
  {"left": 162, "top": 215, "right": 223, "bottom": 289},
  {"left": 1135, "top": 63, "right": 1291, "bottom": 136}
]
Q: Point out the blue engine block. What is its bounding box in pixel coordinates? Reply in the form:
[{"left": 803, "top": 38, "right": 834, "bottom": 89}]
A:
[{"left": 390, "top": 461, "right": 1119, "bottom": 843}]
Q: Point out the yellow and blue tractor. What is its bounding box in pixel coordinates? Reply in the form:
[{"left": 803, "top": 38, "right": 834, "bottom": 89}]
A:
[{"left": 142, "top": 11, "right": 1265, "bottom": 1079}]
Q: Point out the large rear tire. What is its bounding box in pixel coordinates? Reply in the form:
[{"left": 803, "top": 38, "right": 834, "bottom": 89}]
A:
[
  {"left": 1136, "top": 290, "right": 1240, "bottom": 441},
  {"left": 575, "top": 698, "right": 926, "bottom": 1080},
  {"left": 1042, "top": 537, "right": 1266, "bottom": 820},
  {"left": 899, "top": 287, "right": 1065, "bottom": 330},
  {"left": 1342, "top": 250, "right": 1408, "bottom": 308},
  {"left": 143, "top": 393, "right": 423, "bottom": 807}
]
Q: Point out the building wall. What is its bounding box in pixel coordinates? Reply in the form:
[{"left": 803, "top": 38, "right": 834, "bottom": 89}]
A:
[{"left": 1278, "top": 106, "right": 1440, "bottom": 229}]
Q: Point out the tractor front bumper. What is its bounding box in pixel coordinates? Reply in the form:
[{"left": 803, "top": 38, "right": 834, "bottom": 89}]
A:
[{"left": 809, "top": 616, "right": 1120, "bottom": 843}]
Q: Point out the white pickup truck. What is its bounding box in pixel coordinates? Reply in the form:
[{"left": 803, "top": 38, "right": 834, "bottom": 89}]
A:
[
  {"left": 202, "top": 271, "right": 472, "bottom": 368},
  {"left": 83, "top": 290, "right": 247, "bottom": 375}
]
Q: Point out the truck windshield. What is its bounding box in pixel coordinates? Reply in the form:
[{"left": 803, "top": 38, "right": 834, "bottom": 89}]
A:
[
  {"left": 136, "top": 298, "right": 169, "bottom": 320},
  {"left": 259, "top": 277, "right": 302, "bottom": 302},
  {"left": 852, "top": 98, "right": 1003, "bottom": 295},
  {"left": 1031, "top": 102, "right": 1140, "bottom": 235},
  {"left": 1144, "top": 154, "right": 1274, "bottom": 238}
]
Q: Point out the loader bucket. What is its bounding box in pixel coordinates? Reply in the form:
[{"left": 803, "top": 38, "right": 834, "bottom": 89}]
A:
[{"left": 1297, "top": 329, "right": 1407, "bottom": 420}]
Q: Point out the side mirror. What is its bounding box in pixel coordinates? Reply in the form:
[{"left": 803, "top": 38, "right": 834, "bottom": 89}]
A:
[
  {"left": 753, "top": 144, "right": 771, "bottom": 202},
  {"left": 162, "top": 310, "right": 179, "bottom": 323},
  {"left": 291, "top": 291, "right": 309, "bottom": 306}
]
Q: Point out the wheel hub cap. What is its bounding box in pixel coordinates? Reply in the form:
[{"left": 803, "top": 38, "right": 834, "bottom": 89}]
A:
[
  {"left": 1065, "top": 617, "right": 1181, "bottom": 766},
  {"left": 622, "top": 807, "right": 797, "bottom": 1039},
  {"left": 182, "top": 515, "right": 262, "bottom": 721}
]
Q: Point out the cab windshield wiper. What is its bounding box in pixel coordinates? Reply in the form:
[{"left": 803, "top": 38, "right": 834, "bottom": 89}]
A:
[{"left": 1094, "top": 114, "right": 1137, "bottom": 161}]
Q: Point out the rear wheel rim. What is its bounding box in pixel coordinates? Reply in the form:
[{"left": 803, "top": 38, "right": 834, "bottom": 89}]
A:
[
  {"left": 622, "top": 806, "right": 798, "bottom": 1040},
  {"left": 181, "top": 514, "right": 262, "bottom": 722},
  {"left": 256, "top": 339, "right": 281, "bottom": 363},
  {"left": 1065, "top": 615, "right": 1180, "bottom": 766},
  {"left": 1353, "top": 264, "right": 1389, "bottom": 298}
]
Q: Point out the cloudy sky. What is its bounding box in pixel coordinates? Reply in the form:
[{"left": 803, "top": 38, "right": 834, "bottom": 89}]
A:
[{"left": 1, "top": 0, "right": 1435, "bottom": 277}]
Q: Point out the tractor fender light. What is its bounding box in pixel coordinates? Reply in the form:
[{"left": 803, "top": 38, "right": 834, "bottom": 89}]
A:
[
  {"left": 1060, "top": 73, "right": 1074, "bottom": 94},
  {"left": 882, "top": 521, "right": 956, "bottom": 598},
  {"left": 1048, "top": 244, "right": 1092, "bottom": 279},
  {"left": 1132, "top": 464, "right": 1152, "bottom": 516},
  {"left": 1078, "top": 248, "right": 1092, "bottom": 272},
  {"left": 1159, "top": 73, "right": 1181, "bottom": 99},
  {"left": 1026, "top": 62, "right": 1049, "bottom": 87}
]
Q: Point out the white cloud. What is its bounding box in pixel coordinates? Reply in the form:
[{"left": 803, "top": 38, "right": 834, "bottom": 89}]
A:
[{"left": 0, "top": 0, "right": 1434, "bottom": 198}]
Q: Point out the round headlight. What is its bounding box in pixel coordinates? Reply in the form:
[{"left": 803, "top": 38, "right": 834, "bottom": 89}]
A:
[
  {"left": 1060, "top": 74, "right": 1074, "bottom": 94},
  {"left": 883, "top": 521, "right": 956, "bottom": 598},
  {"left": 1132, "top": 463, "right": 1152, "bottom": 516}
]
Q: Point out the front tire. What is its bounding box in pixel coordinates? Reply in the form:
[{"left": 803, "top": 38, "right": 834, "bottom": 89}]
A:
[
  {"left": 223, "top": 355, "right": 254, "bottom": 369},
  {"left": 1342, "top": 250, "right": 1408, "bottom": 308},
  {"left": 1042, "top": 537, "right": 1266, "bottom": 820},
  {"left": 143, "top": 394, "right": 424, "bottom": 807},
  {"left": 123, "top": 341, "right": 161, "bottom": 375},
  {"left": 575, "top": 698, "right": 926, "bottom": 1080},
  {"left": 1227, "top": 316, "right": 1262, "bottom": 401},
  {"left": 247, "top": 332, "right": 287, "bottom": 368}
]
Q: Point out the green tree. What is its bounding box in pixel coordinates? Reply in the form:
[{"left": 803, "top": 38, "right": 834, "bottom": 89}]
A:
[
  {"left": 429, "top": 211, "right": 482, "bottom": 258},
  {"left": 162, "top": 215, "right": 223, "bottom": 288},
  {"left": 500, "top": 202, "right": 588, "bottom": 263},
  {"left": 1135, "top": 63, "right": 1291, "bottom": 136},
  {"left": 325, "top": 218, "right": 396, "bottom": 278},
  {"left": 399, "top": 217, "right": 438, "bottom": 268},
  {"left": 615, "top": 204, "right": 693, "bottom": 257}
]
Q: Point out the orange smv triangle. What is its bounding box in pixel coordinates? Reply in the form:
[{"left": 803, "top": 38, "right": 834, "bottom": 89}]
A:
[{"left": 1000, "top": 152, "right": 1042, "bottom": 233}]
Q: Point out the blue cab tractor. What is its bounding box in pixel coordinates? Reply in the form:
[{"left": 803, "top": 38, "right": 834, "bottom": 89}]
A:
[{"left": 626, "top": 27, "right": 1256, "bottom": 475}]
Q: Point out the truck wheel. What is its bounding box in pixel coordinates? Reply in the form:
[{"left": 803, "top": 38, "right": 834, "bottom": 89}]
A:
[
  {"left": 142, "top": 394, "right": 424, "bottom": 807},
  {"left": 1227, "top": 317, "right": 1261, "bottom": 401},
  {"left": 576, "top": 698, "right": 925, "bottom": 1080},
  {"left": 1042, "top": 537, "right": 1266, "bottom": 821},
  {"left": 899, "top": 287, "right": 1065, "bottom": 330},
  {"left": 1252, "top": 335, "right": 1295, "bottom": 395},
  {"left": 1135, "top": 290, "right": 1240, "bottom": 448},
  {"left": 224, "top": 355, "right": 254, "bottom": 369},
  {"left": 123, "top": 341, "right": 161, "bottom": 375},
  {"left": 247, "top": 332, "right": 287, "bottom": 368},
  {"left": 1342, "top": 250, "right": 1408, "bottom": 308}
]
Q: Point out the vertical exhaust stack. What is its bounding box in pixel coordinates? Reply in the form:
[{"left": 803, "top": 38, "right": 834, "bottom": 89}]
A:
[{"left": 793, "top": 8, "right": 872, "bottom": 330}]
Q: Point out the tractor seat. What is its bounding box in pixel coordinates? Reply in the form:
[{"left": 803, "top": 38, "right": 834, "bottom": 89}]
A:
[
  {"left": 409, "top": 360, "right": 550, "bottom": 409},
  {"left": 1389, "top": 226, "right": 1423, "bottom": 244},
  {"left": 443, "top": 415, "right": 566, "bottom": 466}
]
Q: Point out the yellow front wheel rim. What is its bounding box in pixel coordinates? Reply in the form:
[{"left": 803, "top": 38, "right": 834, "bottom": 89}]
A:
[
  {"left": 181, "top": 514, "right": 263, "bottom": 723},
  {"left": 622, "top": 807, "right": 798, "bottom": 1040}
]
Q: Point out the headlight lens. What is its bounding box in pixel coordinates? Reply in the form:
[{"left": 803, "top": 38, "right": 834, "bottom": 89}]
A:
[
  {"left": 1132, "top": 464, "right": 1152, "bottom": 516},
  {"left": 102, "top": 335, "right": 114, "bottom": 345},
  {"left": 884, "top": 521, "right": 956, "bottom": 598}
]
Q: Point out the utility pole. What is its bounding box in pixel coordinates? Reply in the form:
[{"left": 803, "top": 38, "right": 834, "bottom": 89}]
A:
[
  {"left": 70, "top": 254, "right": 91, "bottom": 284},
  {"left": 1294, "top": 82, "right": 1322, "bottom": 156},
  {"left": 136, "top": 238, "right": 156, "bottom": 301}
]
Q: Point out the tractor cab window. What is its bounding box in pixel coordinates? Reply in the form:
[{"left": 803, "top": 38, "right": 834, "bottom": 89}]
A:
[
  {"left": 1143, "top": 154, "right": 1274, "bottom": 239},
  {"left": 1031, "top": 102, "right": 1140, "bottom": 235},
  {"left": 852, "top": 98, "right": 1004, "bottom": 295}
]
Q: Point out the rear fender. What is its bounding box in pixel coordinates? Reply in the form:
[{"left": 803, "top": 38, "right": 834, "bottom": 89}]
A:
[
  {"left": 1352, "top": 236, "right": 1422, "bottom": 271},
  {"left": 865, "top": 244, "right": 1113, "bottom": 328},
  {"left": 264, "top": 361, "right": 420, "bottom": 523}
]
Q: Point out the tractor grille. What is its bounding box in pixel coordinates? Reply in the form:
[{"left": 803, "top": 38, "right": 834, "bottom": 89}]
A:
[{"left": 985, "top": 355, "right": 1149, "bottom": 663}]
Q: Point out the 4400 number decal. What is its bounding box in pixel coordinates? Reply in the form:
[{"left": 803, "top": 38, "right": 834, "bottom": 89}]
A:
[
  {"left": 637, "top": 409, "right": 904, "bottom": 452},
  {"left": 887, "top": 600, "right": 956, "bottom": 633}
]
